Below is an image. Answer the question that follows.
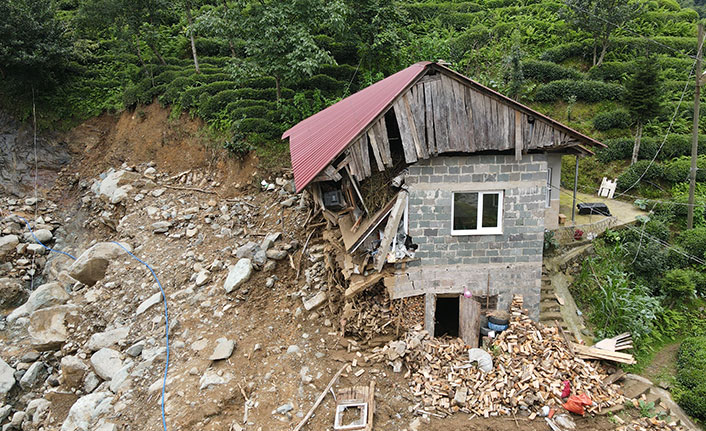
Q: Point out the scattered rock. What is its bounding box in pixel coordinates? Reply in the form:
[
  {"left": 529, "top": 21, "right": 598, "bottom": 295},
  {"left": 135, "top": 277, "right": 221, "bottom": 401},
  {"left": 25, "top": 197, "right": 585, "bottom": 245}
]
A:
[
  {"left": 302, "top": 292, "right": 327, "bottom": 311},
  {"left": 194, "top": 270, "right": 210, "bottom": 287},
  {"left": 234, "top": 242, "right": 258, "bottom": 259},
  {"left": 275, "top": 402, "right": 293, "bottom": 414},
  {"left": 208, "top": 338, "right": 235, "bottom": 361},
  {"left": 0, "top": 235, "right": 19, "bottom": 256},
  {"left": 223, "top": 259, "right": 252, "bottom": 293},
  {"left": 151, "top": 221, "right": 172, "bottom": 234},
  {"left": 90, "top": 348, "right": 123, "bottom": 381},
  {"left": 7, "top": 281, "right": 69, "bottom": 322},
  {"left": 26, "top": 228, "right": 53, "bottom": 243},
  {"left": 199, "top": 371, "right": 232, "bottom": 390},
  {"left": 135, "top": 292, "right": 163, "bottom": 316},
  {"left": 60, "top": 391, "right": 113, "bottom": 431},
  {"left": 96, "top": 170, "right": 139, "bottom": 204},
  {"left": 29, "top": 305, "right": 79, "bottom": 350},
  {"left": 261, "top": 232, "right": 281, "bottom": 251},
  {"left": 125, "top": 341, "right": 144, "bottom": 357},
  {"left": 19, "top": 361, "right": 46, "bottom": 390},
  {"left": 86, "top": 326, "right": 130, "bottom": 351},
  {"left": 0, "top": 359, "right": 15, "bottom": 395},
  {"left": 265, "top": 249, "right": 287, "bottom": 261},
  {"left": 151, "top": 188, "right": 165, "bottom": 197},
  {"left": 0, "top": 277, "right": 25, "bottom": 308},
  {"left": 61, "top": 356, "right": 89, "bottom": 389},
  {"left": 68, "top": 242, "right": 132, "bottom": 286}
]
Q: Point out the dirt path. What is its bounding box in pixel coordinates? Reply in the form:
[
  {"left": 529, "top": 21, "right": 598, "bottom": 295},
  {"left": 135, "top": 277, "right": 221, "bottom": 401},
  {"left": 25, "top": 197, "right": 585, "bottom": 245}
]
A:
[{"left": 641, "top": 342, "right": 681, "bottom": 388}]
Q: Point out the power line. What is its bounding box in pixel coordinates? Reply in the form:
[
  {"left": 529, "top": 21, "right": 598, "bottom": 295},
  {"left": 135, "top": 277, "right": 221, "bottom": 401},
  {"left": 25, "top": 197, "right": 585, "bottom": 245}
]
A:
[
  {"left": 570, "top": 183, "right": 706, "bottom": 209},
  {"left": 566, "top": 2, "right": 698, "bottom": 61}
]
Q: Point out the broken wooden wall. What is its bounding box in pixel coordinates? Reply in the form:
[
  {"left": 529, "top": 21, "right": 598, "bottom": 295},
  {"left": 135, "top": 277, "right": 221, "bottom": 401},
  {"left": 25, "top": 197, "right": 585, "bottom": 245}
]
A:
[{"left": 331, "top": 69, "right": 578, "bottom": 185}]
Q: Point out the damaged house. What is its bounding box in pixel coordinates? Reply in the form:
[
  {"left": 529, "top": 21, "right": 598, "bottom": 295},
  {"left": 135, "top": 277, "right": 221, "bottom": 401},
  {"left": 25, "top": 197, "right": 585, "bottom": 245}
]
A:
[{"left": 282, "top": 61, "right": 603, "bottom": 345}]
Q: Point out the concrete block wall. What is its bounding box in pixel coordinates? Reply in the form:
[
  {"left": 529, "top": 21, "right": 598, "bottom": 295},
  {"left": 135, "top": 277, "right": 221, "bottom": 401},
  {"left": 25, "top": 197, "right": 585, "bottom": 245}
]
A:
[{"left": 389, "top": 154, "right": 548, "bottom": 319}]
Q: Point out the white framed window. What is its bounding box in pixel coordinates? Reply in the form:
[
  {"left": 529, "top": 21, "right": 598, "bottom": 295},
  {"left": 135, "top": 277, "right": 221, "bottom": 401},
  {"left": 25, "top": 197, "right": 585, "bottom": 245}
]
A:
[{"left": 451, "top": 191, "right": 503, "bottom": 235}]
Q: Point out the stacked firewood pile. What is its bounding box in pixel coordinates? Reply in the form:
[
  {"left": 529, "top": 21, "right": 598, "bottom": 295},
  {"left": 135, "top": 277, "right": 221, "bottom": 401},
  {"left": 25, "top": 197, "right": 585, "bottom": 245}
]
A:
[
  {"left": 342, "top": 285, "right": 394, "bottom": 342},
  {"left": 373, "top": 295, "right": 626, "bottom": 417}
]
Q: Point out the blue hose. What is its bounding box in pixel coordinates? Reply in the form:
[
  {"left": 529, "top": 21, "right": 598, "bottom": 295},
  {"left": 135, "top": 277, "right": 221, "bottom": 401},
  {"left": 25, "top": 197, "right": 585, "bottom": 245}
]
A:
[{"left": 6, "top": 213, "right": 170, "bottom": 431}]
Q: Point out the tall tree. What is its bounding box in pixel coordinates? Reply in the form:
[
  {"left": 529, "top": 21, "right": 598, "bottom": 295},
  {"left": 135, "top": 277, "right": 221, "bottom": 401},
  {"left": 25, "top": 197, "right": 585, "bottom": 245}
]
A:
[
  {"left": 78, "top": 0, "right": 172, "bottom": 65},
  {"left": 0, "top": 0, "right": 73, "bottom": 92},
  {"left": 625, "top": 55, "right": 662, "bottom": 165},
  {"left": 562, "top": 0, "right": 643, "bottom": 67},
  {"left": 503, "top": 30, "right": 524, "bottom": 101},
  {"left": 227, "top": 0, "right": 346, "bottom": 100},
  {"left": 182, "top": 0, "right": 200, "bottom": 73}
]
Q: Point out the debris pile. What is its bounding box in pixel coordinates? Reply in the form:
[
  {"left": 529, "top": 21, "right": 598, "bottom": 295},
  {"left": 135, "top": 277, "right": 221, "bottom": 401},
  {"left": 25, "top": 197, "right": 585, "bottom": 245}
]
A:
[
  {"left": 374, "top": 295, "right": 625, "bottom": 417},
  {"left": 617, "top": 417, "right": 687, "bottom": 431}
]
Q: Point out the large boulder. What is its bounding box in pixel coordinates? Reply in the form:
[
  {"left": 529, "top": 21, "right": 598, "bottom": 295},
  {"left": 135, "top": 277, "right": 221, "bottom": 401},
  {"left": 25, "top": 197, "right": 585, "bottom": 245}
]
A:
[
  {"left": 96, "top": 170, "right": 140, "bottom": 204},
  {"left": 90, "top": 348, "right": 123, "bottom": 381},
  {"left": 223, "top": 259, "right": 252, "bottom": 293},
  {"left": 28, "top": 305, "right": 79, "bottom": 350},
  {"left": 0, "top": 358, "right": 15, "bottom": 396},
  {"left": 68, "top": 242, "right": 131, "bottom": 286},
  {"left": 0, "top": 235, "right": 19, "bottom": 257},
  {"left": 0, "top": 278, "right": 25, "bottom": 309},
  {"left": 24, "top": 229, "right": 52, "bottom": 243},
  {"left": 60, "top": 392, "right": 113, "bottom": 431},
  {"left": 7, "top": 282, "right": 69, "bottom": 323}
]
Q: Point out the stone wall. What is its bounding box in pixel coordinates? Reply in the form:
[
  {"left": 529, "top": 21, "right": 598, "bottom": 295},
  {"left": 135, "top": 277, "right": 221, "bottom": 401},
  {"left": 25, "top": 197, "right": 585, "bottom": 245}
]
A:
[{"left": 388, "top": 154, "right": 548, "bottom": 320}]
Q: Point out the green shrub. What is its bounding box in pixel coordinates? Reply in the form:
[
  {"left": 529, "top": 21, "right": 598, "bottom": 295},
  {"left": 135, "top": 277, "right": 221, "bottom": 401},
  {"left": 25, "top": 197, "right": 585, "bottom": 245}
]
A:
[
  {"left": 522, "top": 60, "right": 583, "bottom": 83},
  {"left": 160, "top": 76, "right": 196, "bottom": 105},
  {"left": 403, "top": 2, "right": 482, "bottom": 21},
  {"left": 677, "top": 227, "right": 706, "bottom": 260},
  {"left": 593, "top": 109, "right": 631, "bottom": 131},
  {"left": 676, "top": 336, "right": 706, "bottom": 421},
  {"left": 597, "top": 137, "right": 657, "bottom": 162},
  {"left": 223, "top": 139, "right": 253, "bottom": 158},
  {"left": 587, "top": 62, "right": 633, "bottom": 82},
  {"left": 237, "top": 117, "right": 280, "bottom": 138},
  {"left": 627, "top": 241, "right": 672, "bottom": 282},
  {"left": 660, "top": 268, "right": 697, "bottom": 302},
  {"left": 540, "top": 37, "right": 697, "bottom": 64},
  {"left": 662, "top": 156, "right": 706, "bottom": 183},
  {"left": 616, "top": 160, "right": 665, "bottom": 190},
  {"left": 241, "top": 76, "right": 276, "bottom": 89},
  {"left": 299, "top": 74, "right": 345, "bottom": 94},
  {"left": 534, "top": 80, "right": 625, "bottom": 102}
]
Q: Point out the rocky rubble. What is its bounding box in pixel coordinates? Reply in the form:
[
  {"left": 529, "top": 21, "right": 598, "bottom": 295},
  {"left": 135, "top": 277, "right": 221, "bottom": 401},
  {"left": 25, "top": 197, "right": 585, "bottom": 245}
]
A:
[{"left": 0, "top": 162, "right": 330, "bottom": 431}]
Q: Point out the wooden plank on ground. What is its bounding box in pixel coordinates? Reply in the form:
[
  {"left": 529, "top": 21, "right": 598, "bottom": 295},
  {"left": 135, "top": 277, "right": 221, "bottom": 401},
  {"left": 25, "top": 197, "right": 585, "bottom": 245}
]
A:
[
  {"left": 374, "top": 191, "right": 408, "bottom": 272},
  {"left": 393, "top": 98, "right": 418, "bottom": 163},
  {"left": 345, "top": 272, "right": 386, "bottom": 298}
]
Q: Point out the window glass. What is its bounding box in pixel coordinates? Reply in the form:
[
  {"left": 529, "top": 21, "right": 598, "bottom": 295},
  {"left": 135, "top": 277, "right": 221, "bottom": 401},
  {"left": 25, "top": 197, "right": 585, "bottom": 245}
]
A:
[
  {"left": 453, "top": 193, "right": 478, "bottom": 230},
  {"left": 481, "top": 193, "right": 499, "bottom": 228}
]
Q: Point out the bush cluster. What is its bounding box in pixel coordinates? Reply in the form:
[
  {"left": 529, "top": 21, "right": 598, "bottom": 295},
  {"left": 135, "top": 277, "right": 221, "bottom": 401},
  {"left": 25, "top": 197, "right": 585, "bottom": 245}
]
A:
[
  {"left": 676, "top": 336, "right": 706, "bottom": 421},
  {"left": 616, "top": 160, "right": 664, "bottom": 191},
  {"left": 533, "top": 80, "right": 625, "bottom": 102},
  {"left": 522, "top": 60, "right": 583, "bottom": 83},
  {"left": 587, "top": 62, "right": 632, "bottom": 82},
  {"left": 540, "top": 37, "right": 696, "bottom": 64},
  {"left": 592, "top": 109, "right": 631, "bottom": 131},
  {"left": 597, "top": 135, "right": 706, "bottom": 163}
]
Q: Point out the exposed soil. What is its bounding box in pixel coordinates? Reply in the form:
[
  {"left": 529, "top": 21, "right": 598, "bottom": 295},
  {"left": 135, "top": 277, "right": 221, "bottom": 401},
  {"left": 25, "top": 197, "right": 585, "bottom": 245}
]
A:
[{"left": 641, "top": 342, "right": 681, "bottom": 388}]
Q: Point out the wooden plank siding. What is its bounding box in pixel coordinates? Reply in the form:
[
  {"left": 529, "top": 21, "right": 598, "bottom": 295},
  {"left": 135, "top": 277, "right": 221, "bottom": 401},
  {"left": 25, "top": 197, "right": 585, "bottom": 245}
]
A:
[{"left": 312, "top": 70, "right": 580, "bottom": 185}]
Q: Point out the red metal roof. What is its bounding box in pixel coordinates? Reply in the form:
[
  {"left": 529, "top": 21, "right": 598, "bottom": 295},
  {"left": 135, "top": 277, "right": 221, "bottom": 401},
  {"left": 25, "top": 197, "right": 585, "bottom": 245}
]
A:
[
  {"left": 283, "top": 61, "right": 604, "bottom": 192},
  {"left": 283, "top": 62, "right": 431, "bottom": 192}
]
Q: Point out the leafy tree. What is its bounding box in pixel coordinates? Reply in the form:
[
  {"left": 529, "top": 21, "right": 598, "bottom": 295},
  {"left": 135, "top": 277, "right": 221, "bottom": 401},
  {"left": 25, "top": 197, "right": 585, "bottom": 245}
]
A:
[
  {"left": 625, "top": 55, "right": 663, "bottom": 165},
  {"left": 227, "top": 0, "right": 346, "bottom": 100},
  {"left": 0, "top": 0, "right": 73, "bottom": 92},
  {"left": 77, "top": 0, "right": 173, "bottom": 65},
  {"left": 562, "top": 0, "right": 643, "bottom": 66},
  {"left": 503, "top": 30, "right": 524, "bottom": 101},
  {"left": 180, "top": 0, "right": 200, "bottom": 73},
  {"left": 344, "top": 0, "right": 408, "bottom": 75}
]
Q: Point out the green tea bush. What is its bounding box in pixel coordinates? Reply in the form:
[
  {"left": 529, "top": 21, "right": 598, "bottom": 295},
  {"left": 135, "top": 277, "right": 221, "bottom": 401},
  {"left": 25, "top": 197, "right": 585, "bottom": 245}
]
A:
[
  {"left": 539, "top": 41, "right": 592, "bottom": 63},
  {"left": 662, "top": 156, "right": 706, "bottom": 183},
  {"left": 534, "top": 80, "right": 625, "bottom": 102},
  {"left": 677, "top": 227, "right": 706, "bottom": 260},
  {"left": 403, "top": 2, "right": 482, "bottom": 20},
  {"left": 540, "top": 37, "right": 696, "bottom": 64},
  {"left": 522, "top": 60, "right": 583, "bottom": 83},
  {"left": 587, "top": 62, "right": 632, "bottom": 82},
  {"left": 241, "top": 76, "right": 276, "bottom": 89},
  {"left": 676, "top": 336, "right": 706, "bottom": 421},
  {"left": 160, "top": 76, "right": 196, "bottom": 105},
  {"left": 298, "top": 74, "right": 345, "bottom": 94},
  {"left": 626, "top": 241, "right": 672, "bottom": 282},
  {"left": 660, "top": 268, "right": 697, "bottom": 302},
  {"left": 616, "top": 160, "right": 665, "bottom": 190},
  {"left": 593, "top": 109, "right": 631, "bottom": 131}
]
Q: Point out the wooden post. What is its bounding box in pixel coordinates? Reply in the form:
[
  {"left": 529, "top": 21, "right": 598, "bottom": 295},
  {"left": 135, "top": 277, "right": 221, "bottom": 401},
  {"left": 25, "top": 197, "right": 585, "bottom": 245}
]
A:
[
  {"left": 688, "top": 23, "right": 705, "bottom": 229},
  {"left": 572, "top": 155, "right": 579, "bottom": 224},
  {"left": 459, "top": 296, "right": 481, "bottom": 348}
]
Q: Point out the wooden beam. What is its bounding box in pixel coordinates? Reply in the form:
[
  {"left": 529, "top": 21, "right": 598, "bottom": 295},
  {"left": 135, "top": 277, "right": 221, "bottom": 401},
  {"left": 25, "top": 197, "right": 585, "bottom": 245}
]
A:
[
  {"left": 367, "top": 129, "right": 385, "bottom": 172},
  {"left": 344, "top": 272, "right": 386, "bottom": 298},
  {"left": 393, "top": 98, "right": 418, "bottom": 163},
  {"left": 423, "top": 80, "right": 437, "bottom": 156},
  {"left": 374, "top": 191, "right": 408, "bottom": 272},
  {"left": 515, "top": 111, "right": 523, "bottom": 161}
]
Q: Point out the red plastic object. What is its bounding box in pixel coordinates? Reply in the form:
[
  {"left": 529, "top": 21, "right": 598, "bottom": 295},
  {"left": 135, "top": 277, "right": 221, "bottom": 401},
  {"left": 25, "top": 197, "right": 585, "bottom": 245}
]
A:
[
  {"left": 563, "top": 393, "right": 593, "bottom": 415},
  {"left": 573, "top": 229, "right": 584, "bottom": 240},
  {"left": 561, "top": 380, "right": 571, "bottom": 398}
]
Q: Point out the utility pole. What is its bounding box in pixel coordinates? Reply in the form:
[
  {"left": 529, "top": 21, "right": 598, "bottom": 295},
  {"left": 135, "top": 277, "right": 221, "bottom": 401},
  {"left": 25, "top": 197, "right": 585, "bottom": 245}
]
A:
[
  {"left": 688, "top": 23, "right": 705, "bottom": 229},
  {"left": 572, "top": 155, "right": 579, "bottom": 224}
]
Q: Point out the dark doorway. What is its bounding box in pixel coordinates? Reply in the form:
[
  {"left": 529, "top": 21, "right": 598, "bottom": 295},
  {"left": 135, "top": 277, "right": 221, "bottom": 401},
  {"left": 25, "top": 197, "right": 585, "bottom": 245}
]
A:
[{"left": 434, "top": 296, "right": 459, "bottom": 337}]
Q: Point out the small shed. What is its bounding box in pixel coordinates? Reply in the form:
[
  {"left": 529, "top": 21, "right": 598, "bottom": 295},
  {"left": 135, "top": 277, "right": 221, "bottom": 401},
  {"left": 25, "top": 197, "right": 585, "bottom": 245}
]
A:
[{"left": 282, "top": 61, "right": 603, "bottom": 342}]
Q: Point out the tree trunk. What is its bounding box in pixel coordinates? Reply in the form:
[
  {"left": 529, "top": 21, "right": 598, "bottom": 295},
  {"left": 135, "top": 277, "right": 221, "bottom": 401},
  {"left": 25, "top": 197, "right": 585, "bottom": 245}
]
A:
[
  {"left": 133, "top": 36, "right": 147, "bottom": 69},
  {"left": 185, "top": 2, "right": 200, "bottom": 74},
  {"left": 592, "top": 43, "right": 598, "bottom": 67},
  {"left": 631, "top": 123, "right": 643, "bottom": 165},
  {"left": 275, "top": 75, "right": 281, "bottom": 101},
  {"left": 596, "top": 39, "right": 609, "bottom": 67},
  {"left": 146, "top": 41, "right": 167, "bottom": 65}
]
